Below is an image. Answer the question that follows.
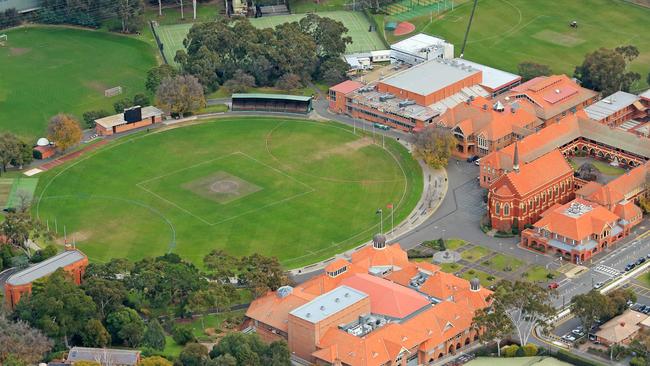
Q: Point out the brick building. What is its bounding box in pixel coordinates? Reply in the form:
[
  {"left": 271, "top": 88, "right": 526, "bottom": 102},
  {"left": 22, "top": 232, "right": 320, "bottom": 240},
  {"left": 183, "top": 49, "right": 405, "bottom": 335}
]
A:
[
  {"left": 245, "top": 235, "right": 491, "bottom": 366},
  {"left": 585, "top": 91, "right": 647, "bottom": 127},
  {"left": 95, "top": 106, "right": 163, "bottom": 136},
  {"left": 502, "top": 75, "right": 598, "bottom": 124},
  {"left": 487, "top": 148, "right": 575, "bottom": 231},
  {"left": 4, "top": 247, "right": 88, "bottom": 309}
]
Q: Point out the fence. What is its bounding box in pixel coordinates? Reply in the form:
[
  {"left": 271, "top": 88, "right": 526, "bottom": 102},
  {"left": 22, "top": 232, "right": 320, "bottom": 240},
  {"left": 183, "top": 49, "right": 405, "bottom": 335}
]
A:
[{"left": 149, "top": 20, "right": 169, "bottom": 65}]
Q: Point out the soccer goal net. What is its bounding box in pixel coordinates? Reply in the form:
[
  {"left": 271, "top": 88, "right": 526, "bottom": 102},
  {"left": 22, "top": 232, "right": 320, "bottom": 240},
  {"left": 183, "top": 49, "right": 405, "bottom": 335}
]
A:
[
  {"left": 0, "top": 34, "right": 7, "bottom": 46},
  {"left": 104, "top": 86, "right": 123, "bottom": 97}
]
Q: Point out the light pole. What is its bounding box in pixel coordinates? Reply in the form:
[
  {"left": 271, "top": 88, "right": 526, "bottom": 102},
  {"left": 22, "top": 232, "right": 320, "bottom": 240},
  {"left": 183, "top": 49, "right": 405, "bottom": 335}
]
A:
[{"left": 376, "top": 209, "right": 383, "bottom": 234}]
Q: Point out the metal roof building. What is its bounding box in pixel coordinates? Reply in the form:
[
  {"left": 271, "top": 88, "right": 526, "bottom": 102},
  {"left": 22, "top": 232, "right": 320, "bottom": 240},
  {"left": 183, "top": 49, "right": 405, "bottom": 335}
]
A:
[
  {"left": 380, "top": 59, "right": 480, "bottom": 97},
  {"left": 6, "top": 249, "right": 86, "bottom": 286},
  {"left": 585, "top": 91, "right": 640, "bottom": 121},
  {"left": 67, "top": 347, "right": 141, "bottom": 366},
  {"left": 452, "top": 58, "right": 522, "bottom": 95},
  {"left": 289, "top": 286, "right": 367, "bottom": 323},
  {"left": 390, "top": 33, "right": 454, "bottom": 65}
]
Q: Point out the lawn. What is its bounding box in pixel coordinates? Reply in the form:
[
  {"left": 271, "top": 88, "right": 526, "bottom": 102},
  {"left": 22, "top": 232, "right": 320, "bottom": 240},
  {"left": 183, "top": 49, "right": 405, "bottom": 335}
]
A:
[
  {"left": 34, "top": 117, "right": 422, "bottom": 268},
  {"left": 484, "top": 253, "right": 524, "bottom": 272},
  {"left": 523, "top": 265, "right": 556, "bottom": 283},
  {"left": 289, "top": 0, "right": 349, "bottom": 13},
  {"left": 638, "top": 272, "right": 650, "bottom": 288},
  {"left": 0, "top": 27, "right": 157, "bottom": 139},
  {"left": 205, "top": 85, "right": 321, "bottom": 99},
  {"left": 445, "top": 238, "right": 468, "bottom": 250},
  {"left": 439, "top": 262, "right": 464, "bottom": 273},
  {"left": 0, "top": 179, "right": 14, "bottom": 207},
  {"left": 422, "top": 0, "right": 650, "bottom": 90},
  {"left": 461, "top": 269, "right": 498, "bottom": 287},
  {"left": 460, "top": 246, "right": 491, "bottom": 262},
  {"left": 156, "top": 11, "right": 385, "bottom": 63},
  {"left": 568, "top": 158, "right": 627, "bottom": 176},
  {"left": 197, "top": 104, "right": 229, "bottom": 114}
]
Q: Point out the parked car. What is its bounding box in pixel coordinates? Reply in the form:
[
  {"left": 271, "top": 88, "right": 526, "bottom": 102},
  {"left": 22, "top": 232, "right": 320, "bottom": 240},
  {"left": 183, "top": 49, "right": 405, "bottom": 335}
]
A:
[
  {"left": 625, "top": 263, "right": 636, "bottom": 271},
  {"left": 594, "top": 281, "right": 604, "bottom": 289},
  {"left": 373, "top": 123, "right": 390, "bottom": 131},
  {"left": 562, "top": 334, "right": 576, "bottom": 342},
  {"left": 637, "top": 257, "right": 646, "bottom": 265},
  {"left": 466, "top": 155, "right": 479, "bottom": 163},
  {"left": 572, "top": 329, "right": 585, "bottom": 337},
  {"left": 548, "top": 282, "right": 559, "bottom": 289},
  {"left": 474, "top": 158, "right": 481, "bottom": 166}
]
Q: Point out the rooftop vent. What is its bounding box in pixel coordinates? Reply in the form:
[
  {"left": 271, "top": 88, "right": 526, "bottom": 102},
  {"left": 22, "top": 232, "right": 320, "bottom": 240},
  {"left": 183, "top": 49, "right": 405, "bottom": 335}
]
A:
[
  {"left": 555, "top": 89, "right": 561, "bottom": 94},
  {"left": 276, "top": 285, "right": 293, "bottom": 298},
  {"left": 320, "top": 305, "right": 326, "bottom": 311},
  {"left": 306, "top": 313, "right": 311, "bottom": 318},
  {"left": 493, "top": 101, "right": 505, "bottom": 112}
]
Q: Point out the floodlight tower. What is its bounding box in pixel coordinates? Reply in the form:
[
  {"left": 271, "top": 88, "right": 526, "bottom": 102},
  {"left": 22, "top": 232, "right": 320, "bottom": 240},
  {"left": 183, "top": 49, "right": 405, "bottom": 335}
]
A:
[{"left": 459, "top": 0, "right": 478, "bottom": 58}]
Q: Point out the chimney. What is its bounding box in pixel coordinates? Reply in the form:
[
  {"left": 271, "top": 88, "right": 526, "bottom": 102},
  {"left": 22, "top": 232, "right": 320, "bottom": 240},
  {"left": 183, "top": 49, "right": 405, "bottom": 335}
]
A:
[{"left": 513, "top": 142, "right": 520, "bottom": 173}]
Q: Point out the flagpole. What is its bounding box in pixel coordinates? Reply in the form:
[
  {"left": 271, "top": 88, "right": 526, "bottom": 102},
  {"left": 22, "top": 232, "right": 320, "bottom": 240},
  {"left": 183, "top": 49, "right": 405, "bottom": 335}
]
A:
[{"left": 391, "top": 205, "right": 394, "bottom": 235}]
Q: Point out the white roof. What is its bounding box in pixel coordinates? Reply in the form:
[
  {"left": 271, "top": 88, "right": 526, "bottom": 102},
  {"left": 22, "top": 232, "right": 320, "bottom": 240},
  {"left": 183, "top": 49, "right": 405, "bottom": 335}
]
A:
[
  {"left": 381, "top": 58, "right": 480, "bottom": 96},
  {"left": 640, "top": 89, "right": 650, "bottom": 100},
  {"left": 67, "top": 347, "right": 140, "bottom": 366},
  {"left": 391, "top": 33, "right": 448, "bottom": 54},
  {"left": 7, "top": 249, "right": 86, "bottom": 286},
  {"left": 95, "top": 106, "right": 163, "bottom": 129},
  {"left": 370, "top": 50, "right": 391, "bottom": 57},
  {"left": 36, "top": 137, "right": 50, "bottom": 146},
  {"left": 452, "top": 58, "right": 521, "bottom": 90},
  {"left": 585, "top": 91, "right": 640, "bottom": 121},
  {"left": 289, "top": 286, "right": 367, "bottom": 323}
]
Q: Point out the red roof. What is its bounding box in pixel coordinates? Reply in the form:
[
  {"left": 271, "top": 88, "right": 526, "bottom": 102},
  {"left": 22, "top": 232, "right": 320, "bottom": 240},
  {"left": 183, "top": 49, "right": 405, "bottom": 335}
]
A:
[
  {"left": 492, "top": 149, "right": 573, "bottom": 197},
  {"left": 330, "top": 80, "right": 364, "bottom": 94},
  {"left": 341, "top": 273, "right": 430, "bottom": 319}
]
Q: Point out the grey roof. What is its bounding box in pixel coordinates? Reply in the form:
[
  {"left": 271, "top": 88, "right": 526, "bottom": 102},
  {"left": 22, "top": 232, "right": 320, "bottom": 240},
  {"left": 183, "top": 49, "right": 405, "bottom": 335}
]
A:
[
  {"left": 640, "top": 89, "right": 650, "bottom": 100},
  {"left": 289, "top": 286, "right": 367, "bottom": 323},
  {"left": 67, "top": 347, "right": 140, "bottom": 366},
  {"left": 577, "top": 118, "right": 650, "bottom": 158},
  {"left": 390, "top": 33, "right": 448, "bottom": 55},
  {"left": 6, "top": 250, "right": 86, "bottom": 286},
  {"left": 231, "top": 93, "right": 312, "bottom": 102},
  {"left": 380, "top": 58, "right": 480, "bottom": 96},
  {"left": 452, "top": 58, "right": 521, "bottom": 90},
  {"left": 95, "top": 106, "right": 164, "bottom": 129},
  {"left": 585, "top": 91, "right": 640, "bottom": 121}
]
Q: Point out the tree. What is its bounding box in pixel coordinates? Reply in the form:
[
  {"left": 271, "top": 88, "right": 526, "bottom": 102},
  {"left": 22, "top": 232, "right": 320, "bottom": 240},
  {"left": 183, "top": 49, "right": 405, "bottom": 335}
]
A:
[
  {"left": 517, "top": 61, "right": 551, "bottom": 81},
  {"left": 574, "top": 46, "right": 641, "bottom": 95},
  {"left": 207, "top": 354, "right": 237, "bottom": 366},
  {"left": 413, "top": 127, "right": 455, "bottom": 169},
  {"left": 133, "top": 93, "right": 151, "bottom": 107},
  {"left": 172, "top": 325, "right": 195, "bottom": 345},
  {"left": 30, "top": 244, "right": 58, "bottom": 263},
  {"left": 275, "top": 73, "right": 302, "bottom": 92},
  {"left": 0, "top": 133, "right": 31, "bottom": 173},
  {"left": 143, "top": 320, "right": 166, "bottom": 351},
  {"left": 177, "top": 343, "right": 209, "bottom": 366},
  {"left": 298, "top": 14, "right": 352, "bottom": 58},
  {"left": 606, "top": 288, "right": 636, "bottom": 318},
  {"left": 82, "top": 110, "right": 110, "bottom": 129},
  {"left": 1, "top": 210, "right": 36, "bottom": 254},
  {"left": 223, "top": 70, "right": 256, "bottom": 93},
  {"left": 203, "top": 249, "right": 238, "bottom": 280},
  {"left": 106, "top": 307, "right": 145, "bottom": 347},
  {"left": 14, "top": 269, "right": 98, "bottom": 347},
  {"left": 156, "top": 75, "right": 206, "bottom": 117},
  {"left": 140, "top": 356, "right": 173, "bottom": 366},
  {"left": 0, "top": 316, "right": 53, "bottom": 365},
  {"left": 81, "top": 319, "right": 111, "bottom": 347},
  {"left": 114, "top": 98, "right": 134, "bottom": 113},
  {"left": 115, "top": 0, "right": 144, "bottom": 33},
  {"left": 317, "top": 57, "right": 348, "bottom": 85},
  {"left": 571, "top": 290, "right": 611, "bottom": 334},
  {"left": 47, "top": 114, "right": 82, "bottom": 152},
  {"left": 488, "top": 280, "right": 555, "bottom": 346},
  {"left": 146, "top": 64, "right": 178, "bottom": 94},
  {"left": 472, "top": 304, "right": 513, "bottom": 356},
  {"left": 647, "top": 72, "right": 650, "bottom": 87},
  {"left": 238, "top": 254, "right": 290, "bottom": 297},
  {"left": 209, "top": 333, "right": 288, "bottom": 366},
  {"left": 82, "top": 277, "right": 127, "bottom": 319}
]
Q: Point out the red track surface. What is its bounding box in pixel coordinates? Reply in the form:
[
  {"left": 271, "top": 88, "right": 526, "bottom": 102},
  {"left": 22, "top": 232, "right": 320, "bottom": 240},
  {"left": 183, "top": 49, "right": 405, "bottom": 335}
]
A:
[{"left": 394, "top": 21, "right": 416, "bottom": 36}]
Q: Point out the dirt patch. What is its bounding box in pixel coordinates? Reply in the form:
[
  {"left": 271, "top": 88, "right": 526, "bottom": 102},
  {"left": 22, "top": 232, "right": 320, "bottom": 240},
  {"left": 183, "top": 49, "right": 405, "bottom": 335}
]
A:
[
  {"left": 312, "top": 137, "right": 373, "bottom": 160},
  {"left": 9, "top": 47, "right": 31, "bottom": 56},
  {"left": 83, "top": 80, "right": 110, "bottom": 93},
  {"left": 55, "top": 230, "right": 92, "bottom": 245}
]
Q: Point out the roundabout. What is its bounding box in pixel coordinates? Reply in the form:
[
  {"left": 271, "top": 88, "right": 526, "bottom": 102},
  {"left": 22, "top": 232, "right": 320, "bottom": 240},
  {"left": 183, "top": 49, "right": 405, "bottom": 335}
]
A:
[{"left": 35, "top": 117, "right": 423, "bottom": 267}]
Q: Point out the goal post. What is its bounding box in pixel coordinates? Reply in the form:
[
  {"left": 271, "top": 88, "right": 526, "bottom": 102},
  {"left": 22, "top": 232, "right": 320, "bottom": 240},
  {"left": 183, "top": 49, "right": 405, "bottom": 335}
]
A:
[
  {"left": 0, "top": 34, "right": 7, "bottom": 46},
  {"left": 104, "top": 86, "right": 123, "bottom": 97}
]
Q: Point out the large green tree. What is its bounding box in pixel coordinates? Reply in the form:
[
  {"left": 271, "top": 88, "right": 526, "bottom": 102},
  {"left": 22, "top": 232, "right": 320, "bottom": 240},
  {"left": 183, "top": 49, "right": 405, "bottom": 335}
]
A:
[
  {"left": 146, "top": 64, "right": 178, "bottom": 94},
  {"left": 106, "top": 307, "right": 145, "bottom": 347},
  {"left": 81, "top": 319, "right": 111, "bottom": 348},
  {"left": 14, "top": 269, "right": 98, "bottom": 347},
  {"left": 177, "top": 343, "right": 209, "bottom": 366},
  {"left": 210, "top": 333, "right": 290, "bottom": 366},
  {"left": 472, "top": 303, "right": 513, "bottom": 356},
  {"left": 82, "top": 277, "right": 128, "bottom": 319},
  {"left": 143, "top": 320, "right": 166, "bottom": 351},
  {"left": 574, "top": 46, "right": 641, "bottom": 95},
  {"left": 238, "top": 254, "right": 290, "bottom": 297},
  {"left": 571, "top": 290, "right": 611, "bottom": 334},
  {"left": 517, "top": 61, "right": 551, "bottom": 81},
  {"left": 488, "top": 280, "right": 555, "bottom": 346},
  {"left": 0, "top": 133, "right": 32, "bottom": 173}
]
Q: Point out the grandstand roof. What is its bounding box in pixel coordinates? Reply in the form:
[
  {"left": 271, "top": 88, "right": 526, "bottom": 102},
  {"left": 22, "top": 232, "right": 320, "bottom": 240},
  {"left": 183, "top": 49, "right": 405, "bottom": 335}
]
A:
[
  {"left": 7, "top": 249, "right": 86, "bottom": 286},
  {"left": 232, "top": 93, "right": 312, "bottom": 102},
  {"left": 95, "top": 106, "right": 163, "bottom": 129}
]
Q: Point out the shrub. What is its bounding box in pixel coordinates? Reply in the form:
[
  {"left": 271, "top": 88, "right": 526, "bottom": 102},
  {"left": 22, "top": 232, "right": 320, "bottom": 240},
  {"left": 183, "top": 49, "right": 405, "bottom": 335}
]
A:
[
  {"left": 630, "top": 357, "right": 646, "bottom": 366},
  {"left": 522, "top": 344, "right": 538, "bottom": 356},
  {"left": 502, "top": 345, "right": 519, "bottom": 357},
  {"left": 546, "top": 273, "right": 555, "bottom": 279},
  {"left": 555, "top": 349, "right": 608, "bottom": 366},
  {"left": 82, "top": 110, "right": 110, "bottom": 128},
  {"left": 486, "top": 275, "right": 495, "bottom": 281},
  {"left": 172, "top": 325, "right": 195, "bottom": 346}
]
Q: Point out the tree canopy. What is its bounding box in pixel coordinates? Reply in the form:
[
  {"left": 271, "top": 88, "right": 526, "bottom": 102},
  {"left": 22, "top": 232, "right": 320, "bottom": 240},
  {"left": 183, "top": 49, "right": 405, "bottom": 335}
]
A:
[
  {"left": 0, "top": 316, "right": 53, "bottom": 365},
  {"left": 574, "top": 45, "right": 641, "bottom": 95},
  {"left": 156, "top": 75, "right": 206, "bottom": 117},
  {"left": 47, "top": 114, "right": 83, "bottom": 152},
  {"left": 413, "top": 127, "right": 455, "bottom": 169}
]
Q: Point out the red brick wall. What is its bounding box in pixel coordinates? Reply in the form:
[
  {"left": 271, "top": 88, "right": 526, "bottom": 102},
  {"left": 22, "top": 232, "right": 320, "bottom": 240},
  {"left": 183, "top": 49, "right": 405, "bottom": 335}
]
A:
[{"left": 377, "top": 72, "right": 482, "bottom": 106}]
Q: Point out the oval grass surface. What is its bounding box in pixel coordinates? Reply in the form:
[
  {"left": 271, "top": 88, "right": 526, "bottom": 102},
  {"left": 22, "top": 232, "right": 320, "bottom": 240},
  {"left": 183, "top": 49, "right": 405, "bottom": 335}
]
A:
[{"left": 35, "top": 118, "right": 423, "bottom": 268}]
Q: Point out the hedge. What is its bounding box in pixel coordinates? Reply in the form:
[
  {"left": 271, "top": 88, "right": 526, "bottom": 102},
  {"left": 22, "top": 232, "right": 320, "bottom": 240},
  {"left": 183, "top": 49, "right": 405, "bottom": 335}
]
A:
[{"left": 554, "top": 349, "right": 608, "bottom": 366}]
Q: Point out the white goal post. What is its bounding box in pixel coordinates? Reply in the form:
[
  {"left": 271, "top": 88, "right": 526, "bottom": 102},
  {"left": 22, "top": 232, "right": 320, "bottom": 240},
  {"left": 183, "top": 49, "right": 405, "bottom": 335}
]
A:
[
  {"left": 104, "top": 86, "right": 123, "bottom": 97},
  {"left": 0, "top": 34, "right": 7, "bottom": 45}
]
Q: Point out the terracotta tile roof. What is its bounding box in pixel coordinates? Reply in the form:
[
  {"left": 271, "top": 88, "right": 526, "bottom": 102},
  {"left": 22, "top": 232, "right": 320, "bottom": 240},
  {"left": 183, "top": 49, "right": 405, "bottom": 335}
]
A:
[
  {"left": 533, "top": 198, "right": 621, "bottom": 241},
  {"left": 613, "top": 200, "right": 642, "bottom": 222},
  {"left": 439, "top": 96, "right": 540, "bottom": 141},
  {"left": 419, "top": 270, "right": 470, "bottom": 301},
  {"left": 330, "top": 80, "right": 364, "bottom": 94},
  {"left": 507, "top": 75, "right": 598, "bottom": 120},
  {"left": 341, "top": 273, "right": 431, "bottom": 319},
  {"left": 576, "top": 181, "right": 604, "bottom": 198},
  {"left": 245, "top": 292, "right": 312, "bottom": 332},
  {"left": 325, "top": 258, "right": 351, "bottom": 273},
  {"left": 492, "top": 149, "right": 573, "bottom": 197},
  {"left": 596, "top": 310, "right": 647, "bottom": 343},
  {"left": 351, "top": 244, "right": 410, "bottom": 271}
]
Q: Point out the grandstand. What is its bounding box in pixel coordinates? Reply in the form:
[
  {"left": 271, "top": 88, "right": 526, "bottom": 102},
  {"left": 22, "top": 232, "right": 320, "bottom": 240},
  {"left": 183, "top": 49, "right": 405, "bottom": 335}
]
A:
[{"left": 231, "top": 94, "right": 313, "bottom": 113}]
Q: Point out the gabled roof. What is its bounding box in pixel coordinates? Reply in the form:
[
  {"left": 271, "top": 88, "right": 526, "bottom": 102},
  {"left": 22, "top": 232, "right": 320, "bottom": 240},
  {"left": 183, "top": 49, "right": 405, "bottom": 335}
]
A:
[
  {"left": 492, "top": 149, "right": 572, "bottom": 197},
  {"left": 67, "top": 347, "right": 140, "bottom": 366},
  {"left": 7, "top": 249, "right": 86, "bottom": 286},
  {"left": 351, "top": 243, "right": 410, "bottom": 270},
  {"left": 613, "top": 200, "right": 642, "bottom": 222},
  {"left": 533, "top": 198, "right": 620, "bottom": 242},
  {"left": 596, "top": 310, "right": 647, "bottom": 343},
  {"left": 341, "top": 273, "right": 430, "bottom": 319},
  {"left": 585, "top": 91, "right": 640, "bottom": 121},
  {"left": 245, "top": 292, "right": 313, "bottom": 332},
  {"left": 507, "top": 75, "right": 598, "bottom": 120}
]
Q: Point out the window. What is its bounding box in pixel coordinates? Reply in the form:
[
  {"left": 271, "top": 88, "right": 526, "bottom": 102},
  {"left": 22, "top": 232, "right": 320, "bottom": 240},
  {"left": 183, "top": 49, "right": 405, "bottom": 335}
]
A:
[
  {"left": 495, "top": 202, "right": 501, "bottom": 215},
  {"left": 329, "top": 90, "right": 337, "bottom": 101},
  {"left": 504, "top": 204, "right": 510, "bottom": 216}
]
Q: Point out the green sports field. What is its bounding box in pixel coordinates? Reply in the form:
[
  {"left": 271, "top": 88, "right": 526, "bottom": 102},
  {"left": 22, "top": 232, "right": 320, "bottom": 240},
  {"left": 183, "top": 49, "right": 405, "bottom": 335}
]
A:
[
  {"left": 423, "top": 0, "right": 650, "bottom": 90},
  {"left": 35, "top": 117, "right": 422, "bottom": 268},
  {"left": 0, "top": 27, "right": 157, "bottom": 139},
  {"left": 156, "top": 11, "right": 385, "bottom": 63}
]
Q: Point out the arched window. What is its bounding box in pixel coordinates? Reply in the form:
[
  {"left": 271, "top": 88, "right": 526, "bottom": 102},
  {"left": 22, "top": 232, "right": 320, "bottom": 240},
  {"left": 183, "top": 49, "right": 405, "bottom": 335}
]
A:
[
  {"left": 504, "top": 204, "right": 510, "bottom": 216},
  {"left": 495, "top": 202, "right": 501, "bottom": 215}
]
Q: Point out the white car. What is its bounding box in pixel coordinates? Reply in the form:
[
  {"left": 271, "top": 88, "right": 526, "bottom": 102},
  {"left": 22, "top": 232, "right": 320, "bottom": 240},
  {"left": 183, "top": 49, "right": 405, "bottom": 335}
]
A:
[
  {"left": 474, "top": 158, "right": 481, "bottom": 166},
  {"left": 562, "top": 334, "right": 576, "bottom": 342},
  {"left": 594, "top": 282, "right": 604, "bottom": 289}
]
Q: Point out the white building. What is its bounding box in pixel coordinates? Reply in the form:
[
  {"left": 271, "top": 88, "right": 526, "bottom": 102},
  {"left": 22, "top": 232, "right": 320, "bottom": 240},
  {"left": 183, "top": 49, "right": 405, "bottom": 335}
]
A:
[
  {"left": 390, "top": 33, "right": 454, "bottom": 65},
  {"left": 344, "top": 50, "right": 391, "bottom": 71}
]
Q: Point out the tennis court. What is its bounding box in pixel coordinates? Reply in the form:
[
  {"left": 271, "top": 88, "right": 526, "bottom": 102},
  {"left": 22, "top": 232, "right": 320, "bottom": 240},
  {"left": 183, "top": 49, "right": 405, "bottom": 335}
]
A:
[{"left": 155, "top": 11, "right": 385, "bottom": 63}]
